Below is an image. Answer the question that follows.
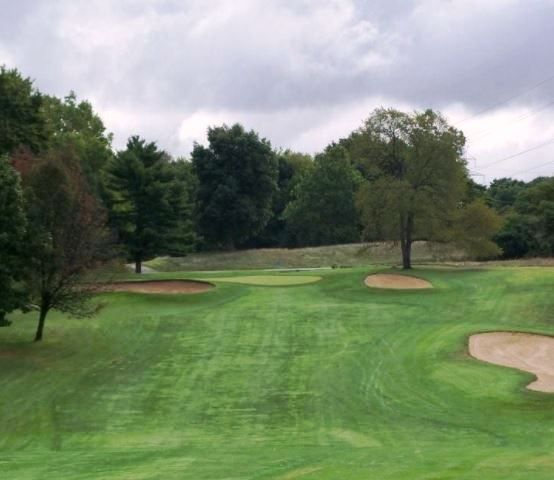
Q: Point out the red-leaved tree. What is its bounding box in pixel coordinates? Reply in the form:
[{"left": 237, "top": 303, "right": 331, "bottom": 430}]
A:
[{"left": 13, "top": 146, "right": 113, "bottom": 341}]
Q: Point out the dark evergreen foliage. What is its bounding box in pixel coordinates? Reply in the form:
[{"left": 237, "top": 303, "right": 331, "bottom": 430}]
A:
[
  {"left": 192, "top": 124, "right": 278, "bottom": 249},
  {"left": 105, "top": 136, "right": 196, "bottom": 273}
]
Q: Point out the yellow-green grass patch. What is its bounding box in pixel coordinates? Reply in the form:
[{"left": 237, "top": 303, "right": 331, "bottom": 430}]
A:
[{"left": 203, "top": 275, "right": 322, "bottom": 286}]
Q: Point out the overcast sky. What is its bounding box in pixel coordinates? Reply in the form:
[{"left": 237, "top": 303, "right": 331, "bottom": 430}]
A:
[{"left": 1, "top": 0, "right": 554, "bottom": 183}]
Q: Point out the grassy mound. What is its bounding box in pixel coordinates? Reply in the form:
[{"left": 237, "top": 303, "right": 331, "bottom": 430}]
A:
[{"left": 145, "top": 241, "right": 463, "bottom": 271}]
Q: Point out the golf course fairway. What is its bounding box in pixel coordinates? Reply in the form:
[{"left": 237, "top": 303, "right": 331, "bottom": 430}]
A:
[{"left": 1, "top": 267, "right": 554, "bottom": 479}]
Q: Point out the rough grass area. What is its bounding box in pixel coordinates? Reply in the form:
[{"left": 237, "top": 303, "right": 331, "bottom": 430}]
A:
[
  {"left": 1, "top": 267, "right": 554, "bottom": 479},
  {"left": 145, "top": 241, "right": 464, "bottom": 271}
]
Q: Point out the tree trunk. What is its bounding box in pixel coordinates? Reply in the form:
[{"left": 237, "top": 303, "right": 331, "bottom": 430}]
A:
[
  {"left": 0, "top": 310, "right": 9, "bottom": 327},
  {"left": 401, "top": 240, "right": 412, "bottom": 269},
  {"left": 399, "top": 212, "right": 414, "bottom": 270},
  {"left": 34, "top": 307, "right": 48, "bottom": 342},
  {"left": 135, "top": 255, "right": 142, "bottom": 274}
]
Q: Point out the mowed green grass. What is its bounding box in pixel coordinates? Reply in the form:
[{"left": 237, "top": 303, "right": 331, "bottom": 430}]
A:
[
  {"left": 203, "top": 275, "right": 322, "bottom": 286},
  {"left": 1, "top": 267, "right": 554, "bottom": 479}
]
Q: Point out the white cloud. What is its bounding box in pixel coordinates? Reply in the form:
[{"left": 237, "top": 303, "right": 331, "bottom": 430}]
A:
[
  {"left": 0, "top": 45, "right": 13, "bottom": 66},
  {"left": 445, "top": 103, "right": 554, "bottom": 182},
  {"left": 1, "top": 0, "right": 553, "bottom": 182}
]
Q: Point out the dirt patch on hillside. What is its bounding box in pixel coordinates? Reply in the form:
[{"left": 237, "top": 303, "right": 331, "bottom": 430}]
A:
[
  {"left": 100, "top": 280, "right": 214, "bottom": 295},
  {"left": 364, "top": 273, "right": 432, "bottom": 289},
  {"left": 469, "top": 332, "right": 554, "bottom": 393}
]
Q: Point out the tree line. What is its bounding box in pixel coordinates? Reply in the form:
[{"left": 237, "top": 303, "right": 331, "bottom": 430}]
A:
[{"left": 1, "top": 66, "right": 552, "bottom": 339}]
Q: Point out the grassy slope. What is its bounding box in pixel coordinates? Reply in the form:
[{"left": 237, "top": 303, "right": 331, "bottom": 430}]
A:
[
  {"left": 145, "top": 241, "right": 464, "bottom": 271},
  {"left": 1, "top": 266, "right": 554, "bottom": 479}
]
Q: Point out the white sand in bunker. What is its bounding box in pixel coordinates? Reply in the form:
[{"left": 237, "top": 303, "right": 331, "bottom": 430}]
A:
[
  {"left": 469, "top": 332, "right": 554, "bottom": 393},
  {"left": 364, "top": 273, "right": 432, "bottom": 289},
  {"left": 101, "top": 280, "right": 214, "bottom": 294}
]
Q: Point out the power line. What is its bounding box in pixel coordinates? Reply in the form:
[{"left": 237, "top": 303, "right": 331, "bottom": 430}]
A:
[
  {"left": 509, "top": 159, "right": 554, "bottom": 177},
  {"left": 455, "top": 73, "right": 554, "bottom": 125},
  {"left": 469, "top": 98, "right": 554, "bottom": 141},
  {"left": 478, "top": 137, "right": 554, "bottom": 169}
]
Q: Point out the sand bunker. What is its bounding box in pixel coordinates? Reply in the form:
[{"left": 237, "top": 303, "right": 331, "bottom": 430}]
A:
[
  {"left": 469, "top": 332, "right": 554, "bottom": 393},
  {"left": 364, "top": 273, "right": 432, "bottom": 290},
  {"left": 100, "top": 280, "right": 214, "bottom": 294}
]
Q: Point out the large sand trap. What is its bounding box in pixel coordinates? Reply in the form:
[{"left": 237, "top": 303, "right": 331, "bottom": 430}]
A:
[
  {"left": 100, "top": 280, "right": 214, "bottom": 294},
  {"left": 364, "top": 273, "right": 432, "bottom": 289},
  {"left": 469, "top": 332, "right": 554, "bottom": 393}
]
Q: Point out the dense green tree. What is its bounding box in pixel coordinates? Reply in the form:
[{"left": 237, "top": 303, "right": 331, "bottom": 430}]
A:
[
  {"left": 284, "top": 145, "right": 362, "bottom": 246},
  {"left": 42, "top": 92, "right": 114, "bottom": 195},
  {"left": 514, "top": 177, "right": 554, "bottom": 255},
  {"left": 494, "top": 213, "right": 536, "bottom": 258},
  {"left": 339, "top": 109, "right": 413, "bottom": 181},
  {"left": 488, "top": 178, "right": 527, "bottom": 213},
  {"left": 0, "top": 66, "right": 49, "bottom": 156},
  {"left": 465, "top": 177, "right": 489, "bottom": 202},
  {"left": 250, "top": 150, "right": 313, "bottom": 247},
  {"left": 173, "top": 157, "right": 199, "bottom": 207},
  {"left": 192, "top": 124, "right": 278, "bottom": 249},
  {"left": 163, "top": 159, "right": 198, "bottom": 257},
  {"left": 0, "top": 155, "right": 27, "bottom": 326},
  {"left": 449, "top": 199, "right": 503, "bottom": 259},
  {"left": 491, "top": 177, "right": 553, "bottom": 258},
  {"left": 19, "top": 147, "right": 111, "bottom": 341},
  {"left": 170, "top": 157, "right": 199, "bottom": 247},
  {"left": 354, "top": 108, "right": 500, "bottom": 268},
  {"left": 105, "top": 136, "right": 196, "bottom": 273}
]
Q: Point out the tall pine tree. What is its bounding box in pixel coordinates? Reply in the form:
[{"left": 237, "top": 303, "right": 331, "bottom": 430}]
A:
[{"left": 105, "top": 136, "right": 196, "bottom": 273}]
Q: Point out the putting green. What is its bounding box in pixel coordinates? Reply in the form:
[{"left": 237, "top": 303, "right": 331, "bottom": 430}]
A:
[{"left": 203, "top": 274, "right": 322, "bottom": 286}]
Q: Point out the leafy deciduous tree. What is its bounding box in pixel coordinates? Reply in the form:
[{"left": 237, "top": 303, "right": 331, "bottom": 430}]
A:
[
  {"left": 192, "top": 124, "right": 278, "bottom": 249},
  {"left": 0, "top": 66, "right": 49, "bottom": 156},
  {"left": 488, "top": 177, "right": 527, "bottom": 213},
  {"left": 250, "top": 150, "right": 313, "bottom": 247},
  {"left": 285, "top": 145, "right": 362, "bottom": 246},
  {"left": 450, "top": 199, "right": 503, "bottom": 259},
  {"left": 42, "top": 92, "right": 114, "bottom": 195},
  {"left": 493, "top": 213, "right": 536, "bottom": 258},
  {"left": 0, "top": 155, "right": 27, "bottom": 326},
  {"left": 354, "top": 108, "right": 500, "bottom": 268},
  {"left": 497, "top": 177, "right": 554, "bottom": 257},
  {"left": 18, "top": 147, "right": 112, "bottom": 341}
]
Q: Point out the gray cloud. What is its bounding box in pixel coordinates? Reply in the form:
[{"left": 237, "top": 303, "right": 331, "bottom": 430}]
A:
[{"left": 1, "top": 0, "right": 553, "bottom": 181}]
